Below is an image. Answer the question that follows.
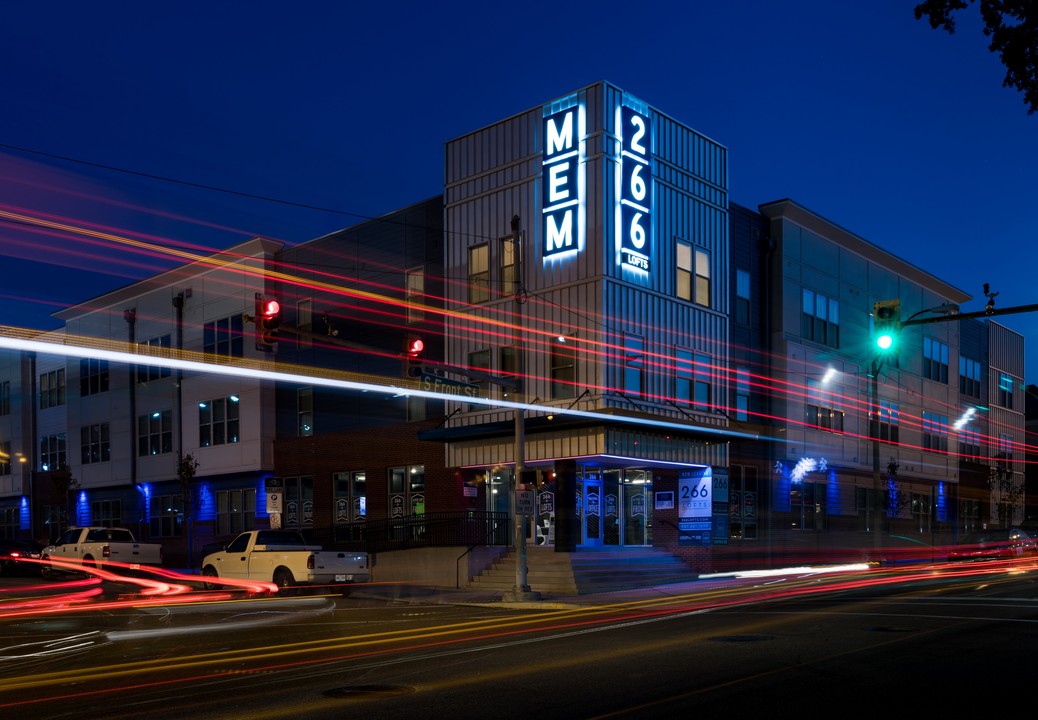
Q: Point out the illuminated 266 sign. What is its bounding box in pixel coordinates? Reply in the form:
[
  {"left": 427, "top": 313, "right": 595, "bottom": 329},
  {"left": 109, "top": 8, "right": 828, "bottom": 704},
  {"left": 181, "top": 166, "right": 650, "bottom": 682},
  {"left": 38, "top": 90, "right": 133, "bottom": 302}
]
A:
[
  {"left": 617, "top": 104, "right": 652, "bottom": 273},
  {"left": 542, "top": 103, "right": 584, "bottom": 261}
]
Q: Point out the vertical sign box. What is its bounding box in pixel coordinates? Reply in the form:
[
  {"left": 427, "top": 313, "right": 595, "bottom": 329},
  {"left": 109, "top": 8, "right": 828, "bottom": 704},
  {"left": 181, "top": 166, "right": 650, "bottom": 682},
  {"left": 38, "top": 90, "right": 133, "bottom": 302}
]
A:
[
  {"left": 542, "top": 103, "right": 583, "bottom": 261},
  {"left": 618, "top": 104, "right": 652, "bottom": 273},
  {"left": 678, "top": 468, "right": 712, "bottom": 547}
]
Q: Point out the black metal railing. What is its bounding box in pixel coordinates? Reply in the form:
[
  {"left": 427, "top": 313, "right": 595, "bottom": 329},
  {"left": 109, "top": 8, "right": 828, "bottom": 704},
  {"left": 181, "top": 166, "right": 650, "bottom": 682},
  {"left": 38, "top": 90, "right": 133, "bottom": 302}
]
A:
[{"left": 306, "top": 511, "right": 510, "bottom": 554}]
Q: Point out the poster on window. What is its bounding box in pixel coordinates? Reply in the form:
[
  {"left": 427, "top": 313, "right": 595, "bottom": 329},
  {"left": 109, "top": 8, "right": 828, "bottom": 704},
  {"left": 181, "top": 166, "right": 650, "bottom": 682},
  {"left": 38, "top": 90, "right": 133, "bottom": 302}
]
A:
[{"left": 678, "top": 467, "right": 712, "bottom": 547}]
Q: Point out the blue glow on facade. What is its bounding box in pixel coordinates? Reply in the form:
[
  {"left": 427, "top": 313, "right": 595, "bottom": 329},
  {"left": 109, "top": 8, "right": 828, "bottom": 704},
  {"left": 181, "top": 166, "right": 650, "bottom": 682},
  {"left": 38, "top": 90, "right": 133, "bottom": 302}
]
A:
[
  {"left": 196, "top": 481, "right": 215, "bottom": 522},
  {"left": 76, "top": 490, "right": 89, "bottom": 525},
  {"left": 19, "top": 495, "right": 29, "bottom": 530},
  {"left": 615, "top": 97, "right": 652, "bottom": 275},
  {"left": 541, "top": 97, "right": 585, "bottom": 263},
  {"left": 936, "top": 481, "right": 947, "bottom": 522}
]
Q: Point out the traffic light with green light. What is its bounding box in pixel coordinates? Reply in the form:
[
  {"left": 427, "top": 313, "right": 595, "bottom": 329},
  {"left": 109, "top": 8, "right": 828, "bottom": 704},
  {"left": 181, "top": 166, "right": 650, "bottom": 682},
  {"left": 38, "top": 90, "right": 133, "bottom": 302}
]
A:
[{"left": 873, "top": 299, "right": 901, "bottom": 352}]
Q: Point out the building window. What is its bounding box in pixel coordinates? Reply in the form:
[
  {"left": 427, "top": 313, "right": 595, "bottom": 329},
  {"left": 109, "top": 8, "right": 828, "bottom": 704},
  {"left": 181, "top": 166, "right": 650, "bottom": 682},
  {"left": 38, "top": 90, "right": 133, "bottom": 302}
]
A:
[
  {"left": 468, "top": 349, "right": 491, "bottom": 409},
  {"left": 406, "top": 268, "right": 425, "bottom": 323},
  {"left": 693, "top": 353, "right": 712, "bottom": 411},
  {"left": 80, "top": 423, "right": 111, "bottom": 465},
  {"left": 624, "top": 334, "right": 644, "bottom": 397},
  {"left": 911, "top": 493, "right": 931, "bottom": 533},
  {"left": 871, "top": 400, "right": 899, "bottom": 443},
  {"left": 215, "top": 488, "right": 256, "bottom": 536},
  {"left": 922, "top": 411, "right": 949, "bottom": 452},
  {"left": 297, "top": 387, "right": 313, "bottom": 437},
  {"left": 203, "top": 314, "right": 244, "bottom": 359},
  {"left": 958, "top": 425, "right": 981, "bottom": 458},
  {"left": 997, "top": 372, "right": 1014, "bottom": 409},
  {"left": 500, "top": 345, "right": 519, "bottom": 396},
  {"left": 801, "top": 289, "right": 839, "bottom": 348},
  {"left": 407, "top": 394, "right": 426, "bottom": 422},
  {"left": 674, "top": 349, "right": 692, "bottom": 406},
  {"left": 790, "top": 481, "right": 826, "bottom": 530},
  {"left": 199, "top": 396, "right": 240, "bottom": 447},
  {"left": 389, "top": 465, "right": 426, "bottom": 518},
  {"left": 150, "top": 494, "right": 183, "bottom": 537},
  {"left": 468, "top": 243, "right": 489, "bottom": 304},
  {"left": 137, "top": 410, "right": 173, "bottom": 456},
  {"left": 728, "top": 465, "right": 758, "bottom": 540},
  {"left": 923, "top": 337, "right": 949, "bottom": 383},
  {"left": 735, "top": 269, "right": 750, "bottom": 325},
  {"left": 550, "top": 340, "right": 576, "bottom": 400},
  {"left": 805, "top": 379, "right": 844, "bottom": 433},
  {"left": 334, "top": 471, "right": 367, "bottom": 524},
  {"left": 79, "top": 358, "right": 110, "bottom": 396},
  {"left": 91, "top": 500, "right": 121, "bottom": 528},
  {"left": 281, "top": 476, "right": 314, "bottom": 527},
  {"left": 959, "top": 356, "right": 981, "bottom": 398},
  {"left": 999, "top": 433, "right": 1013, "bottom": 461},
  {"left": 136, "top": 335, "right": 172, "bottom": 383},
  {"left": 500, "top": 237, "right": 518, "bottom": 295},
  {"left": 0, "top": 441, "right": 10, "bottom": 475},
  {"left": 677, "top": 241, "right": 710, "bottom": 307},
  {"left": 296, "top": 299, "right": 312, "bottom": 349},
  {"left": 39, "top": 369, "right": 66, "bottom": 409},
  {"left": 40, "top": 433, "right": 66, "bottom": 471},
  {"left": 0, "top": 380, "right": 10, "bottom": 416},
  {"left": 734, "top": 368, "right": 750, "bottom": 422},
  {"left": 960, "top": 498, "right": 981, "bottom": 534},
  {"left": 0, "top": 506, "right": 17, "bottom": 538}
]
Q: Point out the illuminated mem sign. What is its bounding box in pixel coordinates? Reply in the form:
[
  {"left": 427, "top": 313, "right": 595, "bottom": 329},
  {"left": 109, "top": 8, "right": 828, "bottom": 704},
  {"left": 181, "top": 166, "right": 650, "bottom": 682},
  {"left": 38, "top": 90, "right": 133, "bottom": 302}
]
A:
[
  {"left": 616, "top": 103, "right": 652, "bottom": 273},
  {"left": 542, "top": 101, "right": 584, "bottom": 261}
]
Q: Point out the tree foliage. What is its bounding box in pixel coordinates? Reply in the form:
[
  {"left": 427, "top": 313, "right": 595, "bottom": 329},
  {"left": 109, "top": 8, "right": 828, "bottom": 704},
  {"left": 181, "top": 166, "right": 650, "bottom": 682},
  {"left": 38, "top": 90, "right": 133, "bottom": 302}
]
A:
[{"left": 915, "top": 1, "right": 1038, "bottom": 113}]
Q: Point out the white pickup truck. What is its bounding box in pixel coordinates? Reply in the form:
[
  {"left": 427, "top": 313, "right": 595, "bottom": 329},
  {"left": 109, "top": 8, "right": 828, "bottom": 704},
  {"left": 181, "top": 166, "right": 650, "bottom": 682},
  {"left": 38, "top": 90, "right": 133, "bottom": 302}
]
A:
[
  {"left": 41, "top": 526, "right": 164, "bottom": 576},
  {"left": 201, "top": 529, "right": 369, "bottom": 592}
]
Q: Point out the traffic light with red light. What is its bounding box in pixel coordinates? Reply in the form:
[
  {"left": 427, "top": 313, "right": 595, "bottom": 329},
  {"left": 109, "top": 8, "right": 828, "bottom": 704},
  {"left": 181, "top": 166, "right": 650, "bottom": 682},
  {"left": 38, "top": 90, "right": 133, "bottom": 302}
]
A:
[
  {"left": 404, "top": 335, "right": 424, "bottom": 376},
  {"left": 255, "top": 293, "right": 281, "bottom": 349}
]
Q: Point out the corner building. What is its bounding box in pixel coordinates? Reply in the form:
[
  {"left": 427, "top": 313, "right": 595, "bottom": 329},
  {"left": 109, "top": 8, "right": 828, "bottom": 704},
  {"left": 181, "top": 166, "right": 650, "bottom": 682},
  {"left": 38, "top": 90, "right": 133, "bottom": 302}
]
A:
[{"left": 432, "top": 82, "right": 752, "bottom": 563}]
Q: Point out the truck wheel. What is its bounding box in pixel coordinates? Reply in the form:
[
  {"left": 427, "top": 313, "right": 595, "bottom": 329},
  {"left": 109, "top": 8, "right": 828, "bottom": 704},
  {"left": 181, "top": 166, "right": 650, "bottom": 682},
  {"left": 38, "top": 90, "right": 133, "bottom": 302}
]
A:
[
  {"left": 201, "top": 566, "right": 219, "bottom": 591},
  {"left": 272, "top": 568, "right": 295, "bottom": 594}
]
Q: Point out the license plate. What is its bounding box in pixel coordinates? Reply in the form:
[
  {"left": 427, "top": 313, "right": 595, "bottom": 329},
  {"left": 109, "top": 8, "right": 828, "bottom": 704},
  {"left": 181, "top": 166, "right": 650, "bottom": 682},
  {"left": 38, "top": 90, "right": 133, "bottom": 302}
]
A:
[{"left": 335, "top": 574, "right": 352, "bottom": 582}]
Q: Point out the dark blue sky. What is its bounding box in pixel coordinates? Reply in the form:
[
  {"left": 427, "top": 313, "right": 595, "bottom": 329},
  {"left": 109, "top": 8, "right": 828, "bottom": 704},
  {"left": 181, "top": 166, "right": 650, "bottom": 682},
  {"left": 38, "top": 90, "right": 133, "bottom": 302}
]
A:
[{"left": 2, "top": 2, "right": 1035, "bottom": 382}]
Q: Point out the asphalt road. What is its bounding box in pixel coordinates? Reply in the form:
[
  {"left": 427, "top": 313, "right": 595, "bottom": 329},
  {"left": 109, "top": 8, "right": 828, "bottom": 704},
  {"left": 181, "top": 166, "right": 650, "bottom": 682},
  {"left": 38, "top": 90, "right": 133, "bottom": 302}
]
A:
[{"left": 3, "top": 560, "right": 1038, "bottom": 718}]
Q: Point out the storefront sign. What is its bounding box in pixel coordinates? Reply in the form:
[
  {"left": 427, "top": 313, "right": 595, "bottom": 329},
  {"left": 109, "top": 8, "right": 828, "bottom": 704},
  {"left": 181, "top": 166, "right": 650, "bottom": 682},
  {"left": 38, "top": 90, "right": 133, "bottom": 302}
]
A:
[{"left": 678, "top": 467, "right": 712, "bottom": 547}]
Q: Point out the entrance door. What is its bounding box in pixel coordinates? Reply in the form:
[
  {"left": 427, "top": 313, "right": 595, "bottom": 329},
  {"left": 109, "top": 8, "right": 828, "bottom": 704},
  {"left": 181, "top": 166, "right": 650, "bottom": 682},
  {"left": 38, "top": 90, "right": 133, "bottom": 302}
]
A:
[{"left": 578, "top": 473, "right": 603, "bottom": 546}]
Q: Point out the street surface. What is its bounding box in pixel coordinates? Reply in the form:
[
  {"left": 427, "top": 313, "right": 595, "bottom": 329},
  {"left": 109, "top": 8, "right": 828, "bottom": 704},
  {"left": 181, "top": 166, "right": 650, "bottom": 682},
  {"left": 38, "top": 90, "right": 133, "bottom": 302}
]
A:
[{"left": 2, "top": 558, "right": 1038, "bottom": 718}]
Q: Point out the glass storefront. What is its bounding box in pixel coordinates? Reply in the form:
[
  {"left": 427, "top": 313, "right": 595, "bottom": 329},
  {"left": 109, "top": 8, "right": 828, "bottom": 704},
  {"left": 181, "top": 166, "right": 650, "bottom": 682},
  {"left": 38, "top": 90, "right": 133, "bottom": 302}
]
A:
[{"left": 487, "top": 464, "right": 653, "bottom": 548}]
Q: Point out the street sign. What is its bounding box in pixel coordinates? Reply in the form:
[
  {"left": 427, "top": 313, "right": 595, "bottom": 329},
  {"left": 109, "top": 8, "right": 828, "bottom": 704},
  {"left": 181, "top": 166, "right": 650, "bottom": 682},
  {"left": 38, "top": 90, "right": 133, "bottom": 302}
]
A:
[
  {"left": 419, "top": 372, "right": 481, "bottom": 398},
  {"left": 515, "top": 490, "right": 535, "bottom": 516}
]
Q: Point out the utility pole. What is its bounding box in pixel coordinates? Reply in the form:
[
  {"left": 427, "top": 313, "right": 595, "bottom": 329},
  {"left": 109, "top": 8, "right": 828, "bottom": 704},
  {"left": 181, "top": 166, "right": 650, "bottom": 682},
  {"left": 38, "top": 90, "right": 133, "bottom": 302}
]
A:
[{"left": 504, "top": 214, "right": 540, "bottom": 602}]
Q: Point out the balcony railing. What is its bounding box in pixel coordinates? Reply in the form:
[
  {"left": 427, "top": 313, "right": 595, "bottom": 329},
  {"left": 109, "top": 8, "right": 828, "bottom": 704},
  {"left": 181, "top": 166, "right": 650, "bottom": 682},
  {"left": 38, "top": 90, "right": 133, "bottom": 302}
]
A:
[{"left": 307, "top": 511, "right": 511, "bottom": 554}]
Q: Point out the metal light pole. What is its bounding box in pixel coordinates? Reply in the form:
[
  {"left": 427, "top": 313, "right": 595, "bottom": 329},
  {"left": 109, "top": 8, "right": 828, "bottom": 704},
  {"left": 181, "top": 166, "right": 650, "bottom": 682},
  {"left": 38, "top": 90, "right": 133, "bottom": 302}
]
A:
[
  {"left": 870, "top": 356, "right": 883, "bottom": 551},
  {"left": 505, "top": 215, "right": 539, "bottom": 602}
]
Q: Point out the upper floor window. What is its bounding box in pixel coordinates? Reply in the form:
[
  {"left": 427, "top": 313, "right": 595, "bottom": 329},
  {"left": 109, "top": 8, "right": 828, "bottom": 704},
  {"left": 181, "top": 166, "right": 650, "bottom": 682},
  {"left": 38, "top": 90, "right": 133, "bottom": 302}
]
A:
[
  {"left": 0, "top": 441, "right": 10, "bottom": 475},
  {"left": 677, "top": 241, "right": 710, "bottom": 307},
  {"left": 735, "top": 269, "right": 750, "bottom": 325},
  {"left": 297, "top": 387, "right": 313, "bottom": 437},
  {"left": 203, "top": 315, "right": 244, "bottom": 359},
  {"left": 468, "top": 244, "right": 489, "bottom": 304},
  {"left": 40, "top": 433, "right": 66, "bottom": 471},
  {"left": 959, "top": 356, "right": 981, "bottom": 398},
  {"left": 80, "top": 423, "right": 111, "bottom": 465},
  {"left": 199, "top": 396, "right": 240, "bottom": 447},
  {"left": 997, "top": 372, "right": 1014, "bottom": 409},
  {"left": 872, "top": 400, "right": 899, "bottom": 443},
  {"left": 958, "top": 425, "right": 981, "bottom": 458},
  {"left": 468, "top": 349, "right": 491, "bottom": 409},
  {"left": 296, "top": 299, "right": 312, "bottom": 349},
  {"left": 406, "top": 268, "right": 425, "bottom": 323},
  {"left": 550, "top": 341, "right": 576, "bottom": 400},
  {"left": 998, "top": 433, "right": 1014, "bottom": 461},
  {"left": 801, "top": 289, "right": 839, "bottom": 348},
  {"left": 923, "top": 337, "right": 949, "bottom": 383},
  {"left": 136, "top": 335, "right": 172, "bottom": 383},
  {"left": 0, "top": 380, "right": 10, "bottom": 416},
  {"left": 137, "top": 410, "right": 173, "bottom": 456},
  {"left": 693, "top": 353, "right": 712, "bottom": 412},
  {"left": 40, "top": 369, "right": 65, "bottom": 409},
  {"left": 922, "top": 411, "right": 949, "bottom": 452},
  {"left": 79, "top": 359, "right": 109, "bottom": 396},
  {"left": 624, "top": 334, "right": 644, "bottom": 397},
  {"left": 674, "top": 349, "right": 693, "bottom": 406},
  {"left": 734, "top": 367, "right": 750, "bottom": 421},
  {"left": 805, "top": 378, "right": 844, "bottom": 433},
  {"left": 500, "top": 237, "right": 518, "bottom": 295}
]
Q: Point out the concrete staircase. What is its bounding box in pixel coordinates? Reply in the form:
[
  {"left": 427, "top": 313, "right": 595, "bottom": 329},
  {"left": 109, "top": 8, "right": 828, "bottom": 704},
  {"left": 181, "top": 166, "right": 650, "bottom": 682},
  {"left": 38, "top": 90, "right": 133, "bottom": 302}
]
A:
[{"left": 466, "top": 546, "right": 698, "bottom": 595}]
